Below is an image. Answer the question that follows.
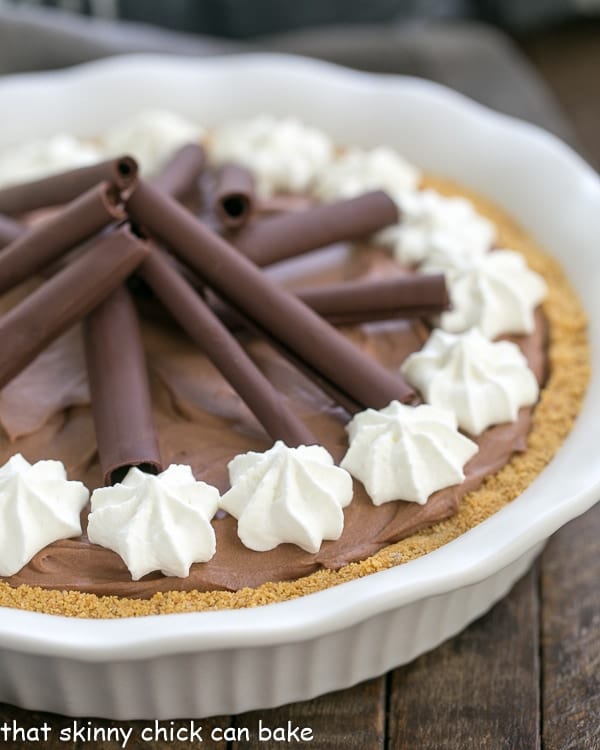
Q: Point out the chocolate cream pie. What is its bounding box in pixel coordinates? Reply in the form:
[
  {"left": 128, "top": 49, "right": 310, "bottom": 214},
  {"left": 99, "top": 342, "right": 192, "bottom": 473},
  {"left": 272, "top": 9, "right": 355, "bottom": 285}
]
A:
[{"left": 0, "top": 112, "right": 589, "bottom": 617}]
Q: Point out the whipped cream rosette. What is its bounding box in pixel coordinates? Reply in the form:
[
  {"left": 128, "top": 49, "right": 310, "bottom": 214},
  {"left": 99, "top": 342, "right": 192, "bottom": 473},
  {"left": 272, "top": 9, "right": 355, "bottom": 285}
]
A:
[
  {"left": 401, "top": 328, "right": 540, "bottom": 435},
  {"left": 100, "top": 109, "right": 204, "bottom": 176},
  {"left": 378, "top": 189, "right": 496, "bottom": 266},
  {"left": 87, "top": 465, "right": 219, "bottom": 580},
  {"left": 0, "top": 454, "right": 88, "bottom": 576},
  {"left": 210, "top": 115, "right": 333, "bottom": 196},
  {"left": 341, "top": 401, "right": 478, "bottom": 505},
  {"left": 315, "top": 145, "right": 419, "bottom": 202},
  {"left": 220, "top": 441, "right": 353, "bottom": 553},
  {"left": 422, "top": 248, "right": 547, "bottom": 338}
]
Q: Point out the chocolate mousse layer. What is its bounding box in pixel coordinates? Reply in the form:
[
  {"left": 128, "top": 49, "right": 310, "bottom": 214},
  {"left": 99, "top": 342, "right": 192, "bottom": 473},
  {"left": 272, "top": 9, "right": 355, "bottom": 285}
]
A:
[{"left": 0, "top": 237, "right": 547, "bottom": 598}]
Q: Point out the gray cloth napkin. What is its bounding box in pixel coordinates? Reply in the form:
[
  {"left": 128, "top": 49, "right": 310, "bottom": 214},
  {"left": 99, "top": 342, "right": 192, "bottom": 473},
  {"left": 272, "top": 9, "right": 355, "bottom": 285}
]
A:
[{"left": 0, "top": 2, "right": 575, "bottom": 145}]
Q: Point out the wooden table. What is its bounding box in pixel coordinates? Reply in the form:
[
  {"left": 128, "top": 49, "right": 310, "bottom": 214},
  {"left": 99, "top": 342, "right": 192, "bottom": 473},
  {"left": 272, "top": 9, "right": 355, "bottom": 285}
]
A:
[{"left": 1, "top": 22, "right": 599, "bottom": 750}]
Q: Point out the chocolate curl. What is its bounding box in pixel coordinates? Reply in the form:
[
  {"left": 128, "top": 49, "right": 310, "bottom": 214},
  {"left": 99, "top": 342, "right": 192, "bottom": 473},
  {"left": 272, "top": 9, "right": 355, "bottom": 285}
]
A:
[
  {"left": 0, "top": 182, "right": 124, "bottom": 295},
  {"left": 0, "top": 226, "right": 149, "bottom": 390},
  {"left": 296, "top": 274, "right": 450, "bottom": 325},
  {"left": 139, "top": 249, "right": 316, "bottom": 447},
  {"left": 213, "top": 163, "right": 255, "bottom": 229},
  {"left": 126, "top": 181, "right": 414, "bottom": 409},
  {"left": 85, "top": 285, "right": 162, "bottom": 485},
  {"left": 208, "top": 274, "right": 449, "bottom": 328},
  {"left": 229, "top": 190, "right": 398, "bottom": 266},
  {"left": 150, "top": 143, "right": 205, "bottom": 200},
  {"left": 0, "top": 156, "right": 138, "bottom": 216},
  {"left": 0, "top": 214, "right": 24, "bottom": 249}
]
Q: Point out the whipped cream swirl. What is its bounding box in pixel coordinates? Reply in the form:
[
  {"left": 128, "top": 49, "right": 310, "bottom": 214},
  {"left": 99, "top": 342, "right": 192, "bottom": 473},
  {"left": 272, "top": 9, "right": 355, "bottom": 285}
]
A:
[
  {"left": 0, "top": 134, "right": 101, "bottom": 189},
  {"left": 422, "top": 249, "right": 547, "bottom": 338},
  {"left": 341, "top": 401, "right": 478, "bottom": 505},
  {"left": 87, "top": 465, "right": 219, "bottom": 580},
  {"left": 378, "top": 189, "right": 495, "bottom": 266},
  {"left": 401, "top": 328, "right": 540, "bottom": 435},
  {"left": 210, "top": 115, "right": 333, "bottom": 196},
  {"left": 0, "top": 454, "right": 88, "bottom": 576},
  {"left": 315, "top": 146, "right": 420, "bottom": 203},
  {"left": 220, "top": 441, "right": 353, "bottom": 553},
  {"left": 101, "top": 109, "right": 204, "bottom": 175}
]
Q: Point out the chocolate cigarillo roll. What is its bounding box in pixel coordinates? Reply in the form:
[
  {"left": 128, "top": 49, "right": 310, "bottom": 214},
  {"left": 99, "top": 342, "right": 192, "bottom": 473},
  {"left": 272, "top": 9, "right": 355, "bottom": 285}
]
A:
[
  {"left": 0, "top": 214, "right": 24, "bottom": 249},
  {"left": 0, "top": 182, "right": 124, "bottom": 295},
  {"left": 322, "top": 308, "right": 445, "bottom": 326},
  {"left": 0, "top": 156, "right": 137, "bottom": 216},
  {"left": 213, "top": 163, "right": 255, "bottom": 230},
  {"left": 127, "top": 181, "right": 414, "bottom": 409},
  {"left": 206, "top": 275, "right": 448, "bottom": 329},
  {"left": 295, "top": 274, "right": 449, "bottom": 318},
  {"left": 216, "top": 305, "right": 436, "bottom": 329},
  {"left": 150, "top": 143, "right": 206, "bottom": 200},
  {"left": 0, "top": 226, "right": 148, "bottom": 390},
  {"left": 85, "top": 285, "right": 162, "bottom": 485},
  {"left": 140, "top": 249, "right": 315, "bottom": 447},
  {"left": 230, "top": 190, "right": 398, "bottom": 266}
]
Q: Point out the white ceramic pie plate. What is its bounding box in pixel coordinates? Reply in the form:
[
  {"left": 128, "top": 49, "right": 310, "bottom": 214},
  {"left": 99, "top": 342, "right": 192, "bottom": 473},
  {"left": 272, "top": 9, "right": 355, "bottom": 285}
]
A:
[{"left": 0, "top": 54, "right": 599, "bottom": 720}]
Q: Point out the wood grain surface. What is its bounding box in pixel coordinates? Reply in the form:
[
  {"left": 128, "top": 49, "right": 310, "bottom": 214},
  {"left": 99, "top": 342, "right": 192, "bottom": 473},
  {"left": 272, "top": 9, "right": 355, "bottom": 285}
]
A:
[
  {"left": 541, "top": 508, "right": 600, "bottom": 750},
  {"left": 521, "top": 20, "right": 600, "bottom": 171}
]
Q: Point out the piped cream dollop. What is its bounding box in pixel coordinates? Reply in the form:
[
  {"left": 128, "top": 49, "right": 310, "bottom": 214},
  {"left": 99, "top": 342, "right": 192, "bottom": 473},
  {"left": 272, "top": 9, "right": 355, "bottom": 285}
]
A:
[
  {"left": 210, "top": 115, "right": 333, "bottom": 196},
  {"left": 422, "top": 249, "right": 547, "bottom": 338},
  {"left": 0, "top": 134, "right": 101, "bottom": 188},
  {"left": 0, "top": 454, "right": 88, "bottom": 576},
  {"left": 87, "top": 465, "right": 219, "bottom": 580},
  {"left": 315, "top": 146, "right": 420, "bottom": 202},
  {"left": 401, "top": 328, "right": 540, "bottom": 435},
  {"left": 220, "top": 441, "right": 353, "bottom": 553},
  {"left": 341, "top": 401, "right": 478, "bottom": 505},
  {"left": 100, "top": 109, "right": 204, "bottom": 175},
  {"left": 378, "top": 189, "right": 495, "bottom": 265}
]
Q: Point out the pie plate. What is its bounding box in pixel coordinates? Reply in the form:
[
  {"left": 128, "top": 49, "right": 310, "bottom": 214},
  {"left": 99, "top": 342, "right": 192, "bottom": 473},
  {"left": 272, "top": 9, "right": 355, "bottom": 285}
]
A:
[{"left": 0, "top": 54, "right": 598, "bottom": 719}]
